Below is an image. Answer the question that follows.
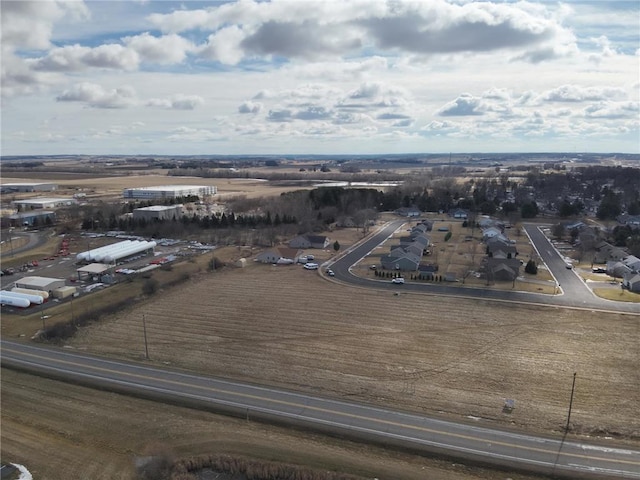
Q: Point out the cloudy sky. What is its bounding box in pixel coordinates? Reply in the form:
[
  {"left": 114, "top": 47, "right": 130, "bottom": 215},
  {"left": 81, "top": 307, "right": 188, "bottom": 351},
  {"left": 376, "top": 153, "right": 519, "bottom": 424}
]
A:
[{"left": 2, "top": 0, "right": 638, "bottom": 156}]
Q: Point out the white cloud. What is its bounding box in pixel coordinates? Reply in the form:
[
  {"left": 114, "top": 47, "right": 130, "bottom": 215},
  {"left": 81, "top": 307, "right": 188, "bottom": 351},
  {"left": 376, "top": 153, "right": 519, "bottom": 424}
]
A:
[
  {"left": 124, "top": 33, "right": 194, "bottom": 64},
  {"left": 2, "top": 1, "right": 638, "bottom": 155},
  {"left": 542, "top": 85, "right": 627, "bottom": 103},
  {"left": 56, "top": 82, "right": 137, "bottom": 108},
  {"left": 147, "top": 94, "right": 204, "bottom": 110},
  {"left": 198, "top": 26, "right": 246, "bottom": 64},
  {"left": 30, "top": 44, "right": 140, "bottom": 72},
  {"left": 1, "top": 0, "right": 89, "bottom": 50},
  {"left": 238, "top": 101, "right": 263, "bottom": 114}
]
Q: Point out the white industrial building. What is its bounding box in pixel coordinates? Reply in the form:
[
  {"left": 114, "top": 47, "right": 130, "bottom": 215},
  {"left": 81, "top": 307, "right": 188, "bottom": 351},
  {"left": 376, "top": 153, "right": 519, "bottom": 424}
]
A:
[
  {"left": 123, "top": 185, "right": 216, "bottom": 200},
  {"left": 76, "top": 240, "right": 156, "bottom": 264},
  {"left": 11, "top": 197, "right": 77, "bottom": 210},
  {"left": 133, "top": 204, "right": 183, "bottom": 221},
  {"left": 15, "top": 276, "right": 66, "bottom": 292},
  {"left": 1, "top": 182, "right": 57, "bottom": 193}
]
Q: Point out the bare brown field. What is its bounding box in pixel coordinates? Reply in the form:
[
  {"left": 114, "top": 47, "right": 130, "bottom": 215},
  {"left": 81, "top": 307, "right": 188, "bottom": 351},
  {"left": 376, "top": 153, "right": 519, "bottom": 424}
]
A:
[
  {"left": 56, "top": 262, "right": 640, "bottom": 445},
  {"left": 1, "top": 175, "right": 314, "bottom": 200}
]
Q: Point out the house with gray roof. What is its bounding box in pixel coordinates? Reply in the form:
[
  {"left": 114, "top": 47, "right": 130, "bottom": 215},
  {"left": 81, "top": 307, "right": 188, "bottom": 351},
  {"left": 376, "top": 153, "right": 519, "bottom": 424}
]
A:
[
  {"left": 606, "top": 261, "right": 632, "bottom": 278},
  {"left": 255, "top": 247, "right": 303, "bottom": 264},
  {"left": 622, "top": 272, "right": 640, "bottom": 292},
  {"left": 622, "top": 255, "right": 640, "bottom": 272},
  {"left": 594, "top": 241, "right": 627, "bottom": 264},
  {"left": 381, "top": 251, "right": 421, "bottom": 271},
  {"left": 395, "top": 206, "right": 421, "bottom": 217},
  {"left": 289, "top": 234, "right": 330, "bottom": 249},
  {"left": 484, "top": 258, "right": 521, "bottom": 282}
]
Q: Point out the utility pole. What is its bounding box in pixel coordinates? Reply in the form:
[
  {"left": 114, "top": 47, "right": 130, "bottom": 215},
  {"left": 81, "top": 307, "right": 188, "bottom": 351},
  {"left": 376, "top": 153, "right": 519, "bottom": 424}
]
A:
[
  {"left": 142, "top": 314, "right": 149, "bottom": 360},
  {"left": 565, "top": 372, "right": 577, "bottom": 433}
]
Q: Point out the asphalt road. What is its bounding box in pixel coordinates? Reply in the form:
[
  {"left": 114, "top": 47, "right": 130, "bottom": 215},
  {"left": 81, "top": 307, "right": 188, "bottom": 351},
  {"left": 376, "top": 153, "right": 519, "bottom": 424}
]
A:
[
  {"left": 327, "top": 220, "right": 640, "bottom": 314},
  {"left": 2, "top": 340, "right": 639, "bottom": 479}
]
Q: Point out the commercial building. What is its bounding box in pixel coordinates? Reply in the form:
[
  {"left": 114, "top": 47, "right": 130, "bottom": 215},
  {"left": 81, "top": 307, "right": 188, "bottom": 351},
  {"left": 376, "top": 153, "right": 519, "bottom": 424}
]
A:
[
  {"left": 1, "top": 183, "right": 57, "bottom": 193},
  {"left": 15, "top": 276, "right": 66, "bottom": 292},
  {"left": 11, "top": 197, "right": 77, "bottom": 210},
  {"left": 133, "top": 205, "right": 183, "bottom": 221},
  {"left": 2, "top": 211, "right": 56, "bottom": 227},
  {"left": 123, "top": 185, "right": 216, "bottom": 200}
]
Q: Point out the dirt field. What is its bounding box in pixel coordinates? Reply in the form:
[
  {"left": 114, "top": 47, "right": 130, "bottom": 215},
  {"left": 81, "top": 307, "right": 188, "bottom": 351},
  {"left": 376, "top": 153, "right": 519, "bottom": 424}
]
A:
[
  {"left": 1, "top": 174, "right": 315, "bottom": 200},
  {"left": 50, "top": 260, "right": 638, "bottom": 444}
]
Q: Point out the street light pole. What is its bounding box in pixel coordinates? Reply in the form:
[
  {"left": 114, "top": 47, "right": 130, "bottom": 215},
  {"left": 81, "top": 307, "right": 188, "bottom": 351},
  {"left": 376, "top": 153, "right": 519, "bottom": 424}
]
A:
[
  {"left": 565, "top": 372, "right": 577, "bottom": 433},
  {"left": 142, "top": 314, "right": 149, "bottom": 360}
]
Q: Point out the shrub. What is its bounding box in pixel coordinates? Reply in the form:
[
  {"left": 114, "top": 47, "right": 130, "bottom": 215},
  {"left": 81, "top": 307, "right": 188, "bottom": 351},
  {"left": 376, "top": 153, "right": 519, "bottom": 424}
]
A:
[
  {"left": 142, "top": 278, "right": 159, "bottom": 295},
  {"left": 444, "top": 231, "right": 452, "bottom": 242},
  {"left": 525, "top": 259, "right": 538, "bottom": 274}
]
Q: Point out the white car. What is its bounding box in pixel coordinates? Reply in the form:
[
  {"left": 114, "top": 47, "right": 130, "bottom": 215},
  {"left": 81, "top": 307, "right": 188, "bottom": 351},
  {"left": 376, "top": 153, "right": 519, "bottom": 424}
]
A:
[
  {"left": 326, "top": 269, "right": 335, "bottom": 276},
  {"left": 303, "top": 263, "right": 319, "bottom": 270},
  {"left": 391, "top": 277, "right": 405, "bottom": 284}
]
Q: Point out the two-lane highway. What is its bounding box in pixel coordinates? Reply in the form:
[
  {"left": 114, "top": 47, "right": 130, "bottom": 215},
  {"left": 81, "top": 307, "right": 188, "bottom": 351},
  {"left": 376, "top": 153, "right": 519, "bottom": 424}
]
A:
[{"left": 3, "top": 340, "right": 639, "bottom": 479}]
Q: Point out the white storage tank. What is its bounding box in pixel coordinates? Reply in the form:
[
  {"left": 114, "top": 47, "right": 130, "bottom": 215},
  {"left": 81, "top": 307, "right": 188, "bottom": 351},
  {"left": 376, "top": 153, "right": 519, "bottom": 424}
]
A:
[
  {"left": 0, "top": 292, "right": 31, "bottom": 308},
  {"left": 11, "top": 287, "right": 49, "bottom": 300},
  {"left": 0, "top": 290, "right": 44, "bottom": 305}
]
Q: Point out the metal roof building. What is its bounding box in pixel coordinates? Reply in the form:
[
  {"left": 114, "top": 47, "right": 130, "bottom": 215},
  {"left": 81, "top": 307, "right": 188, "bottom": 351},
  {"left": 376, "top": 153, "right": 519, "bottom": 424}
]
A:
[
  {"left": 15, "top": 276, "right": 66, "bottom": 292},
  {"left": 123, "top": 185, "right": 216, "bottom": 199},
  {"left": 1, "top": 183, "right": 57, "bottom": 193},
  {"left": 11, "top": 197, "right": 77, "bottom": 209}
]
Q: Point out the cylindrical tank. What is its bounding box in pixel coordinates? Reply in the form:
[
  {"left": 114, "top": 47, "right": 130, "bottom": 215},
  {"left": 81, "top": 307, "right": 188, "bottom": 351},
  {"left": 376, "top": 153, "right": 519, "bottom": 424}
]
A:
[
  {"left": 104, "top": 241, "right": 156, "bottom": 263},
  {"left": 0, "top": 290, "right": 43, "bottom": 305},
  {"left": 0, "top": 292, "right": 31, "bottom": 308},
  {"left": 78, "top": 240, "right": 133, "bottom": 263},
  {"left": 11, "top": 287, "right": 49, "bottom": 300},
  {"left": 88, "top": 240, "right": 133, "bottom": 262}
]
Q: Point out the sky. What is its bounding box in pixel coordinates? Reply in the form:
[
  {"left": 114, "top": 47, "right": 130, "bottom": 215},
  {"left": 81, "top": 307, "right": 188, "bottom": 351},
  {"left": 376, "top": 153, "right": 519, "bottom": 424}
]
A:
[{"left": 1, "top": 0, "right": 639, "bottom": 156}]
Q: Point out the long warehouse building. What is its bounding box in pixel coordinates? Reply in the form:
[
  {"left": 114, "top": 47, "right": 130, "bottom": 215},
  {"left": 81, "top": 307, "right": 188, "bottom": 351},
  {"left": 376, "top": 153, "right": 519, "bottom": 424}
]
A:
[{"left": 123, "top": 185, "right": 216, "bottom": 200}]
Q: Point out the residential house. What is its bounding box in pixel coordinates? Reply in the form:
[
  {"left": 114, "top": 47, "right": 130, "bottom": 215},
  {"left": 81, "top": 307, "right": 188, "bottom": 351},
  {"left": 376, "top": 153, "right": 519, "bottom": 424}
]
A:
[
  {"left": 606, "top": 261, "right": 632, "bottom": 278},
  {"left": 622, "top": 255, "right": 640, "bottom": 273},
  {"left": 380, "top": 251, "right": 421, "bottom": 271},
  {"left": 289, "top": 234, "right": 331, "bottom": 249},
  {"left": 395, "top": 206, "right": 421, "bottom": 217},
  {"left": 400, "top": 234, "right": 429, "bottom": 249},
  {"left": 487, "top": 244, "right": 518, "bottom": 259},
  {"left": 485, "top": 258, "right": 521, "bottom": 282},
  {"left": 482, "top": 227, "right": 506, "bottom": 241},
  {"left": 594, "top": 241, "right": 627, "bottom": 264},
  {"left": 477, "top": 217, "right": 504, "bottom": 230},
  {"left": 416, "top": 219, "right": 433, "bottom": 231},
  {"left": 450, "top": 208, "right": 468, "bottom": 219},
  {"left": 255, "top": 247, "right": 302, "bottom": 264},
  {"left": 391, "top": 243, "right": 423, "bottom": 257},
  {"left": 622, "top": 272, "right": 640, "bottom": 293}
]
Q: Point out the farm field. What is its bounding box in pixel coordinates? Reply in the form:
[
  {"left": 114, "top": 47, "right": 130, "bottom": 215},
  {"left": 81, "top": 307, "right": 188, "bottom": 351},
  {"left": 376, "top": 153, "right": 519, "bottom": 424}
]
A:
[
  {"left": 63, "top": 262, "right": 640, "bottom": 444},
  {"left": 1, "top": 174, "right": 316, "bottom": 200}
]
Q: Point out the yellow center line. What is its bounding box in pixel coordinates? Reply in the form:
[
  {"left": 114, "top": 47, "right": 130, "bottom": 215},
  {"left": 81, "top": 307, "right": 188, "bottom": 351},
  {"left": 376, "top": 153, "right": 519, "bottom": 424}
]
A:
[{"left": 5, "top": 347, "right": 640, "bottom": 467}]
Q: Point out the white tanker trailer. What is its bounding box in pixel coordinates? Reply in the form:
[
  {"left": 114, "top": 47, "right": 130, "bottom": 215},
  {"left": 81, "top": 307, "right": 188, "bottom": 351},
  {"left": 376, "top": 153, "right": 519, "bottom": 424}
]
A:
[
  {"left": 0, "top": 292, "right": 31, "bottom": 308},
  {"left": 11, "top": 287, "right": 49, "bottom": 300},
  {"left": 0, "top": 290, "right": 43, "bottom": 306}
]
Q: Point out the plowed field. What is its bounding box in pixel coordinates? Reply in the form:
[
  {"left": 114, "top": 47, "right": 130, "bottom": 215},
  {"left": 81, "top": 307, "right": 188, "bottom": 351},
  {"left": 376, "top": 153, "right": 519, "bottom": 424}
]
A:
[{"left": 67, "top": 263, "right": 640, "bottom": 441}]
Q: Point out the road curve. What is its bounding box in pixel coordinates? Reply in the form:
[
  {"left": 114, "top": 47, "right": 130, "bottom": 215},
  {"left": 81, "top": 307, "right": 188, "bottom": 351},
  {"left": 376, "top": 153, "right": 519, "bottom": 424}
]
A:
[
  {"left": 2, "top": 340, "right": 639, "bottom": 479},
  {"left": 327, "top": 220, "right": 640, "bottom": 314}
]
